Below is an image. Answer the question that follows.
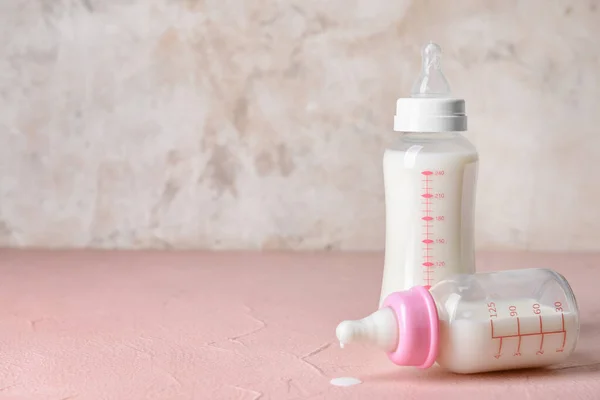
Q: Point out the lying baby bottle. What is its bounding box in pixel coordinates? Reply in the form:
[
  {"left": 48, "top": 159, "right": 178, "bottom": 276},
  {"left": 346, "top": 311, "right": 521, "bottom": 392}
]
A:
[
  {"left": 338, "top": 269, "right": 579, "bottom": 374},
  {"left": 381, "top": 42, "right": 478, "bottom": 305}
]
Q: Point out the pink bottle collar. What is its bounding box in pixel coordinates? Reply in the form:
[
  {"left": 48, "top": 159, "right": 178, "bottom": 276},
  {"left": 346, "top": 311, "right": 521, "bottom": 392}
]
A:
[{"left": 382, "top": 286, "right": 439, "bottom": 368}]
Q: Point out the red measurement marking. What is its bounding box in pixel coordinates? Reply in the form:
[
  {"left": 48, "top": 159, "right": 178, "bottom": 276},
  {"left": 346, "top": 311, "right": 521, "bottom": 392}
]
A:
[
  {"left": 559, "top": 313, "right": 567, "bottom": 352},
  {"left": 490, "top": 321, "right": 502, "bottom": 359},
  {"left": 494, "top": 338, "right": 503, "bottom": 359},
  {"left": 515, "top": 317, "right": 522, "bottom": 356},
  {"left": 537, "top": 316, "right": 545, "bottom": 355},
  {"left": 492, "top": 330, "right": 565, "bottom": 339},
  {"left": 421, "top": 169, "right": 433, "bottom": 287},
  {"left": 491, "top": 316, "right": 566, "bottom": 358},
  {"left": 424, "top": 285, "right": 431, "bottom": 290}
]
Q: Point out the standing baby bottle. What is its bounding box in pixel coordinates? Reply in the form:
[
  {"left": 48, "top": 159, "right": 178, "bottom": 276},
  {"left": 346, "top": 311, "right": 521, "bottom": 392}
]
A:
[
  {"left": 381, "top": 42, "right": 478, "bottom": 305},
  {"left": 337, "top": 269, "right": 580, "bottom": 374}
]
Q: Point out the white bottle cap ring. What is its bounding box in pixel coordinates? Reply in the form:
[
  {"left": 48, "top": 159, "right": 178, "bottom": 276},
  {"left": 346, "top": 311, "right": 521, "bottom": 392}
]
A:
[{"left": 394, "top": 98, "right": 467, "bottom": 132}]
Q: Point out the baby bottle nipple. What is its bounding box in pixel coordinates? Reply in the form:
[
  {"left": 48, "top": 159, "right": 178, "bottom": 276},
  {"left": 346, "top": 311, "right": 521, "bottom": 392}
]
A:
[
  {"left": 336, "top": 308, "right": 398, "bottom": 352},
  {"left": 411, "top": 42, "right": 451, "bottom": 98}
]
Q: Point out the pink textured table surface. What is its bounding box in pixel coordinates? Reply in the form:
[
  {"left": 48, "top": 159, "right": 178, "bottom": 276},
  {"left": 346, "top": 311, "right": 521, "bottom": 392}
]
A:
[{"left": 0, "top": 250, "right": 598, "bottom": 400}]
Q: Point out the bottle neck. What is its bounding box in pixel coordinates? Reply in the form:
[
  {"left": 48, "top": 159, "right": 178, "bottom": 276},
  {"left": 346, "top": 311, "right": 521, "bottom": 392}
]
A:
[{"left": 400, "top": 131, "right": 462, "bottom": 141}]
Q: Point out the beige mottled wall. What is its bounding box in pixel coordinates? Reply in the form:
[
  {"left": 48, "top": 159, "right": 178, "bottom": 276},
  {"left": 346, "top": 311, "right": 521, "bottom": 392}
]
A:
[{"left": 0, "top": 0, "right": 599, "bottom": 250}]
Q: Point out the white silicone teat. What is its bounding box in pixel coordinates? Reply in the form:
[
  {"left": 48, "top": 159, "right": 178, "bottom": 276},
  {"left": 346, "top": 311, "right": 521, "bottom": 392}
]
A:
[
  {"left": 411, "top": 42, "right": 451, "bottom": 98},
  {"left": 336, "top": 307, "right": 398, "bottom": 352}
]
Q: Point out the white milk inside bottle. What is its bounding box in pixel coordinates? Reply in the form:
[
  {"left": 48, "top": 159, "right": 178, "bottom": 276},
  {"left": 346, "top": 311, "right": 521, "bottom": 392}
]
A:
[
  {"left": 438, "top": 300, "right": 578, "bottom": 373},
  {"left": 380, "top": 42, "right": 478, "bottom": 305}
]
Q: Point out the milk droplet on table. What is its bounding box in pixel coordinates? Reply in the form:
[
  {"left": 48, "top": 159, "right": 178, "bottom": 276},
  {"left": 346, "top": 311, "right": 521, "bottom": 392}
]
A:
[{"left": 330, "top": 377, "right": 362, "bottom": 387}]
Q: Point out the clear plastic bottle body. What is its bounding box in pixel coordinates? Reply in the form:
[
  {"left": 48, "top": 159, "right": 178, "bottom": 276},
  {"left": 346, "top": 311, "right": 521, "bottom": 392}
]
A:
[
  {"left": 431, "top": 268, "right": 580, "bottom": 373},
  {"left": 380, "top": 132, "right": 478, "bottom": 305}
]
